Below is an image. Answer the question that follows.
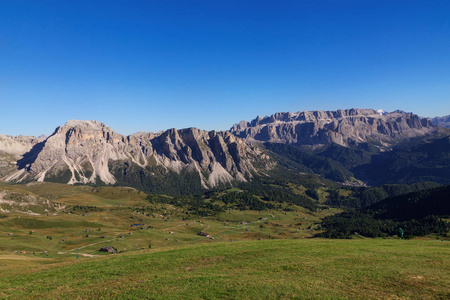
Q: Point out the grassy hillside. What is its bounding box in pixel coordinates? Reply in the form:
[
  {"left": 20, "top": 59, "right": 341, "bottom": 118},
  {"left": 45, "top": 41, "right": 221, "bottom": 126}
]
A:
[
  {"left": 1, "top": 239, "right": 449, "bottom": 299},
  {"left": 318, "top": 185, "right": 450, "bottom": 239},
  {"left": 0, "top": 183, "right": 336, "bottom": 272},
  {"left": 1, "top": 182, "right": 449, "bottom": 299}
]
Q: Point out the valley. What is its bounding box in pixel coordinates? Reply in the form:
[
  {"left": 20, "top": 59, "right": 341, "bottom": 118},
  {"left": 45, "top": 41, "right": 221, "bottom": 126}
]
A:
[
  {"left": 1, "top": 178, "right": 449, "bottom": 299},
  {"left": 4, "top": 1, "right": 450, "bottom": 298},
  {"left": 0, "top": 183, "right": 337, "bottom": 271}
]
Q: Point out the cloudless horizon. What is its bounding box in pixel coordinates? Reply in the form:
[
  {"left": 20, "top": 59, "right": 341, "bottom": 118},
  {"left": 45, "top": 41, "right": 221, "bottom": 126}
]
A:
[{"left": 1, "top": 0, "right": 449, "bottom": 137}]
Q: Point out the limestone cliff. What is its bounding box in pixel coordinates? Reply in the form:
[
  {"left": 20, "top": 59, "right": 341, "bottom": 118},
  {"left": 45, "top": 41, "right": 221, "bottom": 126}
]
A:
[
  {"left": 230, "top": 109, "right": 436, "bottom": 149},
  {"left": 2, "top": 120, "right": 268, "bottom": 188}
]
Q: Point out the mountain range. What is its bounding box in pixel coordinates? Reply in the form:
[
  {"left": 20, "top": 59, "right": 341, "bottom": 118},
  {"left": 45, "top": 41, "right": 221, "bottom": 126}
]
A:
[
  {"left": 431, "top": 115, "right": 450, "bottom": 128},
  {"left": 1, "top": 108, "right": 449, "bottom": 193},
  {"left": 231, "top": 108, "right": 437, "bottom": 149},
  {"left": 1, "top": 120, "right": 270, "bottom": 193}
]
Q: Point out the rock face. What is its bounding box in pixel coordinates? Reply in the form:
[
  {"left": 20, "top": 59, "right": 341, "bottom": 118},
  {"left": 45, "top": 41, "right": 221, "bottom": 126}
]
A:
[
  {"left": 0, "top": 134, "right": 42, "bottom": 179},
  {"left": 431, "top": 115, "right": 450, "bottom": 129},
  {"left": 0, "top": 134, "right": 42, "bottom": 157},
  {"left": 230, "top": 109, "right": 437, "bottom": 149},
  {"left": 2, "top": 120, "right": 267, "bottom": 188}
]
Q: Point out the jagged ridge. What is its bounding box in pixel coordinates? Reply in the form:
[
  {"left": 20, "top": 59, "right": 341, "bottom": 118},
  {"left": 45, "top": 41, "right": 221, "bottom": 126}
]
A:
[
  {"left": 230, "top": 108, "right": 436, "bottom": 149},
  {"left": 2, "top": 120, "right": 269, "bottom": 189},
  {"left": 431, "top": 115, "right": 450, "bottom": 129}
]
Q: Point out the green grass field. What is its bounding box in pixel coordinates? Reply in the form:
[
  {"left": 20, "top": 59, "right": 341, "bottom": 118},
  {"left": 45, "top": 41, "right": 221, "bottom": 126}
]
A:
[
  {"left": 0, "top": 183, "right": 334, "bottom": 256},
  {"left": 0, "top": 239, "right": 449, "bottom": 299},
  {"left": 1, "top": 183, "right": 449, "bottom": 299}
]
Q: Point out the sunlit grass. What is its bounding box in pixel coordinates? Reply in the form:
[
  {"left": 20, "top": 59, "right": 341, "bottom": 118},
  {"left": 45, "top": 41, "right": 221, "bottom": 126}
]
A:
[
  {"left": 1, "top": 183, "right": 448, "bottom": 299},
  {"left": 1, "top": 239, "right": 449, "bottom": 299}
]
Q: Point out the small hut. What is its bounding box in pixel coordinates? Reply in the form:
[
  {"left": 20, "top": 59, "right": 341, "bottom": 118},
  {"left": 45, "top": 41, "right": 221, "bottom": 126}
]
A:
[{"left": 99, "top": 246, "right": 116, "bottom": 253}]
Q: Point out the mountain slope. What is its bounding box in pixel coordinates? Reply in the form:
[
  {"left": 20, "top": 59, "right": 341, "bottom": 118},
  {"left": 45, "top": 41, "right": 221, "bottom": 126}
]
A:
[
  {"left": 353, "top": 135, "right": 450, "bottom": 185},
  {"left": 263, "top": 143, "right": 353, "bottom": 182},
  {"left": 367, "top": 185, "right": 450, "bottom": 221},
  {"left": 2, "top": 120, "right": 271, "bottom": 192},
  {"left": 315, "top": 143, "right": 372, "bottom": 169},
  {"left": 0, "top": 134, "right": 42, "bottom": 178},
  {"left": 0, "top": 186, "right": 59, "bottom": 215},
  {"left": 231, "top": 108, "right": 449, "bottom": 186},
  {"left": 318, "top": 185, "right": 450, "bottom": 239}
]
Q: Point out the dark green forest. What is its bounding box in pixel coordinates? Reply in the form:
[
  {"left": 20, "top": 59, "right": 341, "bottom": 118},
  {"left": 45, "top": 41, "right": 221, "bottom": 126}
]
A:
[
  {"left": 264, "top": 143, "right": 353, "bottom": 182},
  {"left": 318, "top": 185, "right": 450, "bottom": 239}
]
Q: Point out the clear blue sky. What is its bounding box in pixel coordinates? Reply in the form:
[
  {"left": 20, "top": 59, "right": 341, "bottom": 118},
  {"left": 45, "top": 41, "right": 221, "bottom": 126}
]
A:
[{"left": 1, "top": 0, "right": 449, "bottom": 136}]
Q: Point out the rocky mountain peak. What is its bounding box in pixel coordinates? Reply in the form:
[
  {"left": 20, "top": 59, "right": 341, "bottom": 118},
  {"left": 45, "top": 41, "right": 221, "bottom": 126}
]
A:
[
  {"left": 46, "top": 119, "right": 117, "bottom": 147},
  {"left": 230, "top": 108, "right": 437, "bottom": 149},
  {"left": 431, "top": 115, "right": 450, "bottom": 129},
  {"left": 64, "top": 119, "right": 106, "bottom": 129},
  {"left": 2, "top": 121, "right": 268, "bottom": 190}
]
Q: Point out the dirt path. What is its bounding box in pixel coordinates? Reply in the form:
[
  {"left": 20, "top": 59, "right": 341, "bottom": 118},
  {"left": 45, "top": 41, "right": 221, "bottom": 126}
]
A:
[
  {"left": 67, "top": 239, "right": 115, "bottom": 252},
  {"left": 57, "top": 252, "right": 98, "bottom": 257},
  {"left": 56, "top": 238, "right": 116, "bottom": 257},
  {"left": 57, "top": 238, "right": 116, "bottom": 257}
]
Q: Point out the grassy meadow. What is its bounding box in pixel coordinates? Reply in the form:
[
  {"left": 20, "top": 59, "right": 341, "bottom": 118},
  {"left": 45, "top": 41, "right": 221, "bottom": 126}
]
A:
[
  {"left": 1, "top": 183, "right": 449, "bottom": 299},
  {"left": 1, "top": 239, "right": 449, "bottom": 299},
  {"left": 0, "top": 183, "right": 333, "bottom": 269}
]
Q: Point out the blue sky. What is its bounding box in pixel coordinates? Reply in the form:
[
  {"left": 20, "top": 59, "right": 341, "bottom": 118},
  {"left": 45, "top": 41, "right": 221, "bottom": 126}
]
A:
[{"left": 1, "top": 0, "right": 449, "bottom": 136}]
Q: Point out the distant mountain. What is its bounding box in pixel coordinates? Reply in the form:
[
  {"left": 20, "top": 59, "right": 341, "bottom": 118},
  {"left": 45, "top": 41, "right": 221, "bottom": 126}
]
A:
[
  {"left": 0, "top": 133, "right": 42, "bottom": 157},
  {"left": 230, "top": 108, "right": 450, "bottom": 186},
  {"left": 230, "top": 108, "right": 437, "bottom": 150},
  {"left": 0, "top": 134, "right": 43, "bottom": 179},
  {"left": 1, "top": 108, "right": 449, "bottom": 193},
  {"left": 1, "top": 120, "right": 271, "bottom": 194},
  {"left": 431, "top": 115, "right": 450, "bottom": 128}
]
